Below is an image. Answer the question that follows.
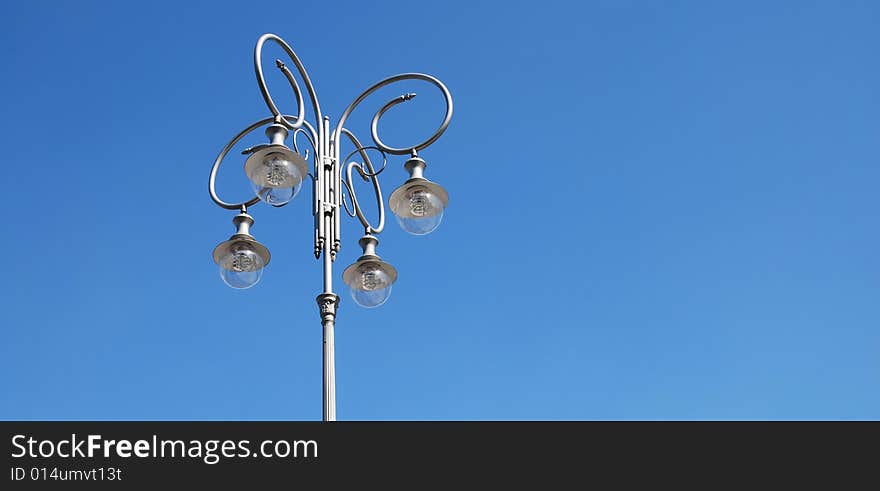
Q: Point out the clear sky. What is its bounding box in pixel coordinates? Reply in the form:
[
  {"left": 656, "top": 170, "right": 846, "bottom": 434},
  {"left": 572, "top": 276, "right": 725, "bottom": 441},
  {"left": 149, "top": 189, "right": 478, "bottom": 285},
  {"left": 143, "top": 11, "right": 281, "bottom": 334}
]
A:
[{"left": 1, "top": 0, "right": 877, "bottom": 420}]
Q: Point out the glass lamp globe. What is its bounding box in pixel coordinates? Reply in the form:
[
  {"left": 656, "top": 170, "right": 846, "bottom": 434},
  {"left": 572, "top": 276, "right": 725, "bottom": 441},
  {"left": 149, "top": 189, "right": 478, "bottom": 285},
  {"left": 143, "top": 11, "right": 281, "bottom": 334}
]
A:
[
  {"left": 244, "top": 146, "right": 309, "bottom": 207},
  {"left": 343, "top": 259, "right": 398, "bottom": 308},
  {"left": 389, "top": 180, "right": 449, "bottom": 235},
  {"left": 218, "top": 243, "right": 265, "bottom": 289}
]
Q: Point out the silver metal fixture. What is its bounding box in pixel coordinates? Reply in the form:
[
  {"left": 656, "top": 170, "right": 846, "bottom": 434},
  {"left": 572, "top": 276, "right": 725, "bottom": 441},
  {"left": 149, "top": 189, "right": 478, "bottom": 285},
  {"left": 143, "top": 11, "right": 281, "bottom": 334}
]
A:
[
  {"left": 243, "top": 124, "right": 310, "bottom": 207},
  {"left": 212, "top": 211, "right": 271, "bottom": 290},
  {"left": 388, "top": 156, "right": 449, "bottom": 235},
  {"left": 342, "top": 236, "right": 398, "bottom": 308},
  {"left": 207, "top": 33, "right": 453, "bottom": 421}
]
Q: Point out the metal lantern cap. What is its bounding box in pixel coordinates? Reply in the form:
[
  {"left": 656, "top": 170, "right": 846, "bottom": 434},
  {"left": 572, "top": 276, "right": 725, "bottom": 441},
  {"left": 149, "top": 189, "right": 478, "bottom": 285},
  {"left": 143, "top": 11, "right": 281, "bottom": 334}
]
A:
[
  {"left": 342, "top": 236, "right": 398, "bottom": 289},
  {"left": 243, "top": 144, "right": 309, "bottom": 188},
  {"left": 389, "top": 178, "right": 449, "bottom": 214},
  {"left": 342, "top": 257, "right": 398, "bottom": 290},
  {"left": 212, "top": 235, "right": 272, "bottom": 268}
]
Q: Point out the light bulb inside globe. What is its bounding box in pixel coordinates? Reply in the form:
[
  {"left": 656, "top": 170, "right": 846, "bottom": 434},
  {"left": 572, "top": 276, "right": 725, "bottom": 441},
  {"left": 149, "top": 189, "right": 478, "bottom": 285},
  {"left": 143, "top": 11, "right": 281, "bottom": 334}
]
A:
[
  {"left": 218, "top": 242, "right": 265, "bottom": 289},
  {"left": 389, "top": 181, "right": 448, "bottom": 235}
]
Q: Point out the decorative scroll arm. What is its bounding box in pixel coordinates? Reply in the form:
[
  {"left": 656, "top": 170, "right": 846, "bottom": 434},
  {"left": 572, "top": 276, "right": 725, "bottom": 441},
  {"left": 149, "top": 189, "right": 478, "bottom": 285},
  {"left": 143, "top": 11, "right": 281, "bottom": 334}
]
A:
[
  {"left": 291, "top": 127, "right": 317, "bottom": 167},
  {"left": 332, "top": 73, "right": 453, "bottom": 156},
  {"left": 338, "top": 128, "right": 386, "bottom": 235},
  {"left": 254, "top": 33, "right": 323, "bottom": 139}
]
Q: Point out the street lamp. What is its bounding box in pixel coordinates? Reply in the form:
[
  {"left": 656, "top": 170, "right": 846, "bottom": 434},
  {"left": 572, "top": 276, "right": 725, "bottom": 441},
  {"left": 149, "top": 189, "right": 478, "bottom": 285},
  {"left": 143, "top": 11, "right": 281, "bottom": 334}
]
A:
[{"left": 207, "top": 33, "right": 453, "bottom": 421}]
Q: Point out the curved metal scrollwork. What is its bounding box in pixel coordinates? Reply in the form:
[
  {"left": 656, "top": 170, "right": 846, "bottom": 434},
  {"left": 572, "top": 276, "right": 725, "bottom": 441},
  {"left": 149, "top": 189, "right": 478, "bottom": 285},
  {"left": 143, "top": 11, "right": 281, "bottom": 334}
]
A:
[
  {"left": 216, "top": 34, "right": 452, "bottom": 214},
  {"left": 334, "top": 73, "right": 453, "bottom": 156},
  {"left": 211, "top": 33, "right": 452, "bottom": 261},
  {"left": 254, "top": 33, "right": 323, "bottom": 141},
  {"left": 291, "top": 127, "right": 316, "bottom": 167},
  {"left": 338, "top": 129, "right": 386, "bottom": 235}
]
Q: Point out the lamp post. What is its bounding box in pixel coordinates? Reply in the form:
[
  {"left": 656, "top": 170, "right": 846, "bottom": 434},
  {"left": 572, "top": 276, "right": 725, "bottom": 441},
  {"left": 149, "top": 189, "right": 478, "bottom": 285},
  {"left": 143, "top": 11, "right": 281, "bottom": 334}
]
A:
[{"left": 207, "top": 33, "right": 453, "bottom": 421}]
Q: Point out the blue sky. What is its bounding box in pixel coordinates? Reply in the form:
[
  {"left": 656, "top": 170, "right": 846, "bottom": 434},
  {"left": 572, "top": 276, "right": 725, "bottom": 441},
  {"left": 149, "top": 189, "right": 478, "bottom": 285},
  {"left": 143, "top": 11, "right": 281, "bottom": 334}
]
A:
[{"left": 1, "top": 0, "right": 877, "bottom": 420}]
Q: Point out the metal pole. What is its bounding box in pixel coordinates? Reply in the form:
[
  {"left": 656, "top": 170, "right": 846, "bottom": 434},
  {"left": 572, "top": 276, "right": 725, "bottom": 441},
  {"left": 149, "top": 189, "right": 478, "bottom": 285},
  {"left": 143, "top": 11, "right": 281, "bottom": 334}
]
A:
[
  {"left": 317, "top": 250, "right": 338, "bottom": 420},
  {"left": 316, "top": 116, "right": 338, "bottom": 422},
  {"left": 317, "top": 291, "right": 338, "bottom": 421},
  {"left": 323, "top": 315, "right": 336, "bottom": 421}
]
